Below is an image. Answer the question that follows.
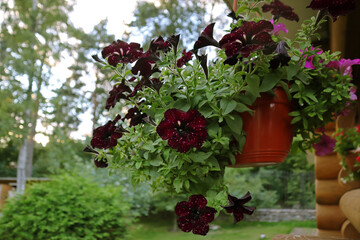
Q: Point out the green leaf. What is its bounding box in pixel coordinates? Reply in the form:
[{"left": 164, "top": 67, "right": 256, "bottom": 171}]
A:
[
  {"left": 173, "top": 178, "right": 183, "bottom": 193},
  {"left": 259, "top": 71, "right": 282, "bottom": 92},
  {"left": 220, "top": 98, "right": 238, "bottom": 115},
  {"left": 173, "top": 99, "right": 191, "bottom": 111},
  {"left": 287, "top": 64, "right": 300, "bottom": 80},
  {"left": 225, "top": 114, "right": 243, "bottom": 135},
  {"left": 189, "top": 151, "right": 213, "bottom": 163},
  {"left": 235, "top": 102, "right": 252, "bottom": 113},
  {"left": 245, "top": 75, "right": 260, "bottom": 98}
]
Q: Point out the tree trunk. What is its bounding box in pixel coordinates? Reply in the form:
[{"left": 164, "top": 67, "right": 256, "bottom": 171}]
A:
[
  {"left": 16, "top": 0, "right": 38, "bottom": 193},
  {"left": 16, "top": 139, "right": 28, "bottom": 194}
]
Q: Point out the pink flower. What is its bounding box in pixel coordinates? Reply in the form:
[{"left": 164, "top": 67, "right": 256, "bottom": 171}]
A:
[
  {"left": 313, "top": 134, "right": 336, "bottom": 156},
  {"left": 269, "top": 19, "right": 288, "bottom": 35},
  {"left": 300, "top": 46, "right": 323, "bottom": 69},
  {"left": 349, "top": 87, "right": 357, "bottom": 101},
  {"left": 326, "top": 58, "right": 360, "bottom": 77}
]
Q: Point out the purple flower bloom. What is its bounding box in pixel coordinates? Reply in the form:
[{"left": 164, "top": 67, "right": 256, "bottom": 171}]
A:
[
  {"left": 269, "top": 41, "right": 291, "bottom": 69},
  {"left": 177, "top": 50, "right": 193, "bottom": 68},
  {"left": 307, "top": 0, "right": 356, "bottom": 21},
  {"left": 350, "top": 86, "right": 357, "bottom": 101},
  {"left": 156, "top": 109, "right": 208, "bottom": 153},
  {"left": 105, "top": 80, "right": 132, "bottom": 110},
  {"left": 101, "top": 40, "right": 143, "bottom": 67},
  {"left": 219, "top": 20, "right": 274, "bottom": 59},
  {"left": 262, "top": 0, "right": 299, "bottom": 22},
  {"left": 175, "top": 195, "right": 217, "bottom": 236},
  {"left": 91, "top": 115, "right": 123, "bottom": 149},
  {"left": 269, "top": 19, "right": 288, "bottom": 35},
  {"left": 221, "top": 192, "right": 256, "bottom": 224},
  {"left": 326, "top": 58, "right": 360, "bottom": 77},
  {"left": 300, "top": 47, "right": 323, "bottom": 69},
  {"left": 313, "top": 134, "right": 336, "bottom": 156}
]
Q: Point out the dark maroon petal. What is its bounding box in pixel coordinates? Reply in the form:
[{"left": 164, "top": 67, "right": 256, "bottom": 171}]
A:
[
  {"left": 239, "top": 44, "right": 263, "bottom": 58},
  {"left": 176, "top": 138, "right": 192, "bottom": 153},
  {"left": 193, "top": 23, "right": 220, "bottom": 51},
  {"left": 200, "top": 206, "right": 217, "bottom": 223},
  {"left": 164, "top": 109, "right": 184, "bottom": 122},
  {"left": 177, "top": 216, "right": 193, "bottom": 233},
  {"left": 156, "top": 121, "right": 177, "bottom": 140},
  {"left": 252, "top": 32, "right": 275, "bottom": 46},
  {"left": 233, "top": 210, "right": 244, "bottom": 223},
  {"left": 167, "top": 34, "right": 180, "bottom": 53},
  {"left": 192, "top": 223, "right": 210, "bottom": 236},
  {"left": 307, "top": 0, "right": 355, "bottom": 21},
  {"left": 108, "top": 55, "right": 121, "bottom": 67},
  {"left": 243, "top": 206, "right": 256, "bottom": 215},
  {"left": 177, "top": 50, "right": 193, "bottom": 68},
  {"left": 262, "top": 0, "right": 299, "bottom": 22},
  {"left": 187, "top": 114, "right": 206, "bottom": 129},
  {"left": 237, "top": 191, "right": 252, "bottom": 204},
  {"left": 175, "top": 201, "right": 191, "bottom": 217},
  {"left": 94, "top": 157, "right": 108, "bottom": 168},
  {"left": 243, "top": 20, "right": 273, "bottom": 37},
  {"left": 188, "top": 194, "right": 207, "bottom": 208},
  {"left": 101, "top": 41, "right": 117, "bottom": 59}
]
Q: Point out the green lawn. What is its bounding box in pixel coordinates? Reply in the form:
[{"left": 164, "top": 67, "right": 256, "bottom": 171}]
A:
[{"left": 128, "top": 214, "right": 316, "bottom": 240}]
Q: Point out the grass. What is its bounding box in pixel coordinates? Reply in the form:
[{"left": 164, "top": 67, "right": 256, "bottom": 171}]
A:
[{"left": 128, "top": 213, "right": 316, "bottom": 240}]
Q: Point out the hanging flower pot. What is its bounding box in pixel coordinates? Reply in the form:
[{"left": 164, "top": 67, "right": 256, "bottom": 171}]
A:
[
  {"left": 233, "top": 87, "right": 293, "bottom": 167},
  {"left": 343, "top": 153, "right": 360, "bottom": 172}
]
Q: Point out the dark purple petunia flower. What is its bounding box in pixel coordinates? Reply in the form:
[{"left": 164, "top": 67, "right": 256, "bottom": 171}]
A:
[
  {"left": 148, "top": 36, "right": 171, "bottom": 53},
  {"left": 269, "top": 41, "right": 291, "bottom": 69},
  {"left": 131, "top": 53, "right": 159, "bottom": 78},
  {"left": 221, "top": 192, "right": 256, "bottom": 224},
  {"left": 312, "top": 134, "right": 336, "bottom": 156},
  {"left": 94, "top": 156, "right": 108, "bottom": 168},
  {"left": 156, "top": 109, "right": 208, "bottom": 153},
  {"left": 105, "top": 80, "right": 132, "bottom": 110},
  {"left": 175, "top": 194, "right": 217, "bottom": 236},
  {"left": 307, "top": 0, "right": 356, "bottom": 21},
  {"left": 177, "top": 50, "right": 193, "bottom": 68},
  {"left": 193, "top": 23, "right": 220, "bottom": 51},
  {"left": 91, "top": 115, "right": 123, "bottom": 149},
  {"left": 219, "top": 20, "right": 274, "bottom": 59},
  {"left": 262, "top": 0, "right": 299, "bottom": 22},
  {"left": 124, "top": 106, "right": 147, "bottom": 127},
  {"left": 101, "top": 40, "right": 143, "bottom": 67}
]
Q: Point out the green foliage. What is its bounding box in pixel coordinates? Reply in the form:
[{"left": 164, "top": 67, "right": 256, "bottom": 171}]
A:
[
  {"left": 225, "top": 168, "right": 279, "bottom": 208},
  {"left": 32, "top": 136, "right": 91, "bottom": 176},
  {"left": 0, "top": 173, "right": 134, "bottom": 240},
  {"left": 91, "top": 0, "right": 352, "bottom": 210}
]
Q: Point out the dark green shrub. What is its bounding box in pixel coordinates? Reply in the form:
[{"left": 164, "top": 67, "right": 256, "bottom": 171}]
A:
[{"left": 0, "top": 174, "right": 133, "bottom": 240}]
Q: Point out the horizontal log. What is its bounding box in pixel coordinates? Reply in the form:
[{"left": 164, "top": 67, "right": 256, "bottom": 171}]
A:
[
  {"left": 336, "top": 109, "right": 356, "bottom": 130},
  {"left": 339, "top": 189, "right": 360, "bottom": 233},
  {"left": 316, "top": 229, "right": 344, "bottom": 239},
  {"left": 316, "top": 179, "right": 357, "bottom": 204},
  {"left": 315, "top": 154, "right": 341, "bottom": 180},
  {"left": 341, "top": 219, "right": 360, "bottom": 239},
  {"left": 317, "top": 204, "right": 346, "bottom": 230}
]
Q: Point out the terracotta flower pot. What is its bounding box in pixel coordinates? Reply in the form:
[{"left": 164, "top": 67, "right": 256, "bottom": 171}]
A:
[
  {"left": 232, "top": 87, "right": 293, "bottom": 167},
  {"left": 344, "top": 153, "right": 360, "bottom": 172}
]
